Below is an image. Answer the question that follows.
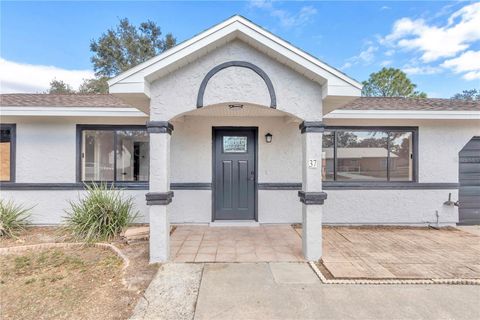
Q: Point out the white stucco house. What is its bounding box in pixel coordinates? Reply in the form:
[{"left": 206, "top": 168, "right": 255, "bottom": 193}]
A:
[{"left": 1, "top": 16, "right": 479, "bottom": 262}]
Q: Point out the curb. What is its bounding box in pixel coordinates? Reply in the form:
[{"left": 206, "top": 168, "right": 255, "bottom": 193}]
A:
[
  {"left": 308, "top": 261, "right": 480, "bottom": 285},
  {"left": 0, "top": 242, "right": 133, "bottom": 290}
]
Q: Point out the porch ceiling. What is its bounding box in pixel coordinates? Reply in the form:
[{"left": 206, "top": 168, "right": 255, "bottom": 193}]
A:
[{"left": 171, "top": 103, "right": 301, "bottom": 121}]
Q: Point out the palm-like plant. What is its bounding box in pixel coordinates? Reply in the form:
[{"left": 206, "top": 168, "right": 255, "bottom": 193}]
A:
[
  {"left": 64, "top": 183, "right": 138, "bottom": 242},
  {"left": 0, "top": 199, "right": 32, "bottom": 238}
]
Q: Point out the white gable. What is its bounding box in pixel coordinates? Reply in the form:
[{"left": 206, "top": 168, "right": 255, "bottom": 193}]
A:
[{"left": 109, "top": 15, "right": 361, "bottom": 112}]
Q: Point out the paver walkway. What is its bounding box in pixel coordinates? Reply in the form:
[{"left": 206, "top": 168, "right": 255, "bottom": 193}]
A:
[
  {"left": 170, "top": 225, "right": 480, "bottom": 279},
  {"left": 320, "top": 227, "right": 480, "bottom": 279},
  {"left": 170, "top": 225, "right": 303, "bottom": 262}
]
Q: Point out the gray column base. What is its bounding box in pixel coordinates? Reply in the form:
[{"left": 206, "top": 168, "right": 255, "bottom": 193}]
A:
[
  {"left": 298, "top": 191, "right": 327, "bottom": 204},
  {"left": 146, "top": 191, "right": 174, "bottom": 205}
]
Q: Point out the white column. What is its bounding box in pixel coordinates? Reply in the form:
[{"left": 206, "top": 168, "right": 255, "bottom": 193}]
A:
[
  {"left": 146, "top": 121, "right": 174, "bottom": 263},
  {"left": 299, "top": 121, "right": 327, "bottom": 261}
]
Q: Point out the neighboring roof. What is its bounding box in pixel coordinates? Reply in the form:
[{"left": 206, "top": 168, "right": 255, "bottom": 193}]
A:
[
  {"left": 324, "top": 148, "right": 397, "bottom": 159},
  {"left": 108, "top": 15, "right": 362, "bottom": 103},
  {"left": 339, "top": 97, "right": 480, "bottom": 111},
  {"left": 0, "top": 93, "right": 132, "bottom": 108}
]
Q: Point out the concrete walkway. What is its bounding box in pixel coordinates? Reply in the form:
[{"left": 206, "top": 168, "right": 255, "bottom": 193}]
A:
[
  {"left": 194, "top": 263, "right": 480, "bottom": 320},
  {"left": 130, "top": 263, "right": 203, "bottom": 320},
  {"left": 132, "top": 262, "right": 480, "bottom": 320}
]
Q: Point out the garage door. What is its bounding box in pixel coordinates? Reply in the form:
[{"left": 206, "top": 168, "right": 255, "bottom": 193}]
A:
[{"left": 458, "top": 136, "right": 480, "bottom": 225}]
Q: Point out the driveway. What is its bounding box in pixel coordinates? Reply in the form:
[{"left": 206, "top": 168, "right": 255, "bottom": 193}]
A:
[
  {"left": 320, "top": 227, "right": 480, "bottom": 279},
  {"left": 194, "top": 263, "right": 480, "bottom": 320}
]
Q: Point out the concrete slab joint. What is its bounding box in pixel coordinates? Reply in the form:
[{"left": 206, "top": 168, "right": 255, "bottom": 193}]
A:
[
  {"left": 298, "top": 191, "right": 328, "bottom": 205},
  {"left": 146, "top": 191, "right": 174, "bottom": 205}
]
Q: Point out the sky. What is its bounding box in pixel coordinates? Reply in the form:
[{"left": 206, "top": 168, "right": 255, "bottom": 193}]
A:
[{"left": 1, "top": 1, "right": 479, "bottom": 97}]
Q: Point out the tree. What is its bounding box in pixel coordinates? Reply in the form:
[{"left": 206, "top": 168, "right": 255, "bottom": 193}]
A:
[
  {"left": 451, "top": 89, "right": 480, "bottom": 101},
  {"left": 46, "top": 18, "right": 176, "bottom": 94},
  {"left": 90, "top": 18, "right": 176, "bottom": 78},
  {"left": 362, "top": 67, "right": 427, "bottom": 98},
  {"left": 47, "top": 79, "right": 75, "bottom": 94},
  {"left": 78, "top": 77, "right": 109, "bottom": 94}
]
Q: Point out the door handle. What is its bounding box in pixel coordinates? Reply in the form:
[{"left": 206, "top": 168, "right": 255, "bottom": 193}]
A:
[{"left": 249, "top": 171, "right": 255, "bottom": 181}]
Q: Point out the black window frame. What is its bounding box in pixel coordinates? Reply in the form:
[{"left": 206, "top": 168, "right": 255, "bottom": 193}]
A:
[
  {"left": 76, "top": 124, "right": 149, "bottom": 183},
  {"left": 0, "top": 123, "right": 16, "bottom": 182},
  {"left": 324, "top": 126, "right": 419, "bottom": 183}
]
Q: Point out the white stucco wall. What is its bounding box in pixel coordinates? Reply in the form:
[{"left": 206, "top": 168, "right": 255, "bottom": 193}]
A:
[
  {"left": 1, "top": 115, "right": 478, "bottom": 225},
  {"left": 0, "top": 189, "right": 149, "bottom": 225},
  {"left": 170, "top": 114, "right": 302, "bottom": 183},
  {"left": 149, "top": 39, "right": 323, "bottom": 121},
  {"left": 0, "top": 116, "right": 149, "bottom": 224},
  {"left": 323, "top": 189, "right": 458, "bottom": 226}
]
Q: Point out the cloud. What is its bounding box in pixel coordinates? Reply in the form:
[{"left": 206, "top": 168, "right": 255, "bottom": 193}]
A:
[
  {"left": 341, "top": 45, "right": 378, "bottom": 69},
  {"left": 441, "top": 50, "right": 480, "bottom": 80},
  {"left": 380, "top": 60, "right": 392, "bottom": 67},
  {"left": 381, "top": 2, "right": 480, "bottom": 62},
  {"left": 402, "top": 65, "right": 442, "bottom": 75},
  {"left": 384, "top": 49, "right": 395, "bottom": 57},
  {"left": 380, "top": 6, "right": 391, "bottom": 11},
  {"left": 0, "top": 58, "right": 94, "bottom": 93},
  {"left": 249, "top": 0, "right": 317, "bottom": 28}
]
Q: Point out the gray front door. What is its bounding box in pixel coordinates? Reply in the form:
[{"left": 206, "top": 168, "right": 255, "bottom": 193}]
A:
[
  {"left": 213, "top": 128, "right": 256, "bottom": 220},
  {"left": 458, "top": 136, "right": 480, "bottom": 225}
]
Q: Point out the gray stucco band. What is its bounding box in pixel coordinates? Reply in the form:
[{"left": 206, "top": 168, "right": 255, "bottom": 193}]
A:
[
  {"left": 298, "top": 191, "right": 328, "bottom": 205},
  {"left": 299, "top": 121, "right": 325, "bottom": 133},
  {"left": 258, "top": 183, "right": 302, "bottom": 190},
  {"left": 146, "top": 191, "right": 174, "bottom": 205},
  {"left": 196, "top": 60, "right": 277, "bottom": 108},
  {"left": 170, "top": 183, "right": 212, "bottom": 190},
  {"left": 0, "top": 182, "right": 460, "bottom": 191},
  {"left": 146, "top": 121, "right": 174, "bottom": 134}
]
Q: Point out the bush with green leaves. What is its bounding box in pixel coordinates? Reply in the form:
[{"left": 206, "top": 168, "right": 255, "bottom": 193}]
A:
[
  {"left": 65, "top": 183, "right": 138, "bottom": 242},
  {"left": 0, "top": 199, "right": 32, "bottom": 238}
]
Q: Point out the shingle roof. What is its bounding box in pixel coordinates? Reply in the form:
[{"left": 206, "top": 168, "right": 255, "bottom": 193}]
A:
[
  {"left": 340, "top": 97, "right": 480, "bottom": 111},
  {"left": 2, "top": 94, "right": 479, "bottom": 112},
  {"left": 0, "top": 94, "right": 132, "bottom": 108}
]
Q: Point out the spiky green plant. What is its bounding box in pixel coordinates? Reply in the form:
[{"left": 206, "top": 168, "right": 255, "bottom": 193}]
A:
[
  {"left": 0, "top": 199, "right": 32, "bottom": 238},
  {"left": 64, "top": 183, "right": 138, "bottom": 242}
]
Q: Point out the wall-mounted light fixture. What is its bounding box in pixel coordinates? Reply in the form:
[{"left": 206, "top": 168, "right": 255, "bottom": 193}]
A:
[{"left": 265, "top": 133, "right": 273, "bottom": 143}]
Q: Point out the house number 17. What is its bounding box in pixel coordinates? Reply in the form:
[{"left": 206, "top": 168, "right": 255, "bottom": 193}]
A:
[{"left": 308, "top": 159, "right": 318, "bottom": 168}]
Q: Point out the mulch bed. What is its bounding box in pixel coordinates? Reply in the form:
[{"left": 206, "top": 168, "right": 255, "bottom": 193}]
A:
[
  {"left": 0, "top": 227, "right": 159, "bottom": 319},
  {"left": 0, "top": 247, "right": 137, "bottom": 320}
]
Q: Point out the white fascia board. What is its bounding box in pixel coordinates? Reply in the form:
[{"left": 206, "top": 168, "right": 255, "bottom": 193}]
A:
[
  {"left": 109, "top": 81, "right": 151, "bottom": 97},
  {"left": 322, "top": 84, "right": 362, "bottom": 99},
  {"left": 108, "top": 16, "right": 362, "bottom": 91},
  {"left": 324, "top": 109, "right": 480, "bottom": 120},
  {"left": 0, "top": 106, "right": 148, "bottom": 117}
]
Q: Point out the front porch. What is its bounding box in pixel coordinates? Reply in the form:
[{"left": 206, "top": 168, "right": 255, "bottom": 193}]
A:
[
  {"left": 167, "top": 224, "right": 480, "bottom": 280},
  {"left": 170, "top": 225, "right": 304, "bottom": 262}
]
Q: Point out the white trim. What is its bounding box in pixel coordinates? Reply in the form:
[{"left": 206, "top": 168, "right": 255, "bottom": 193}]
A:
[
  {"left": 324, "top": 109, "right": 480, "bottom": 120},
  {"left": 108, "top": 15, "right": 362, "bottom": 91},
  {"left": 0, "top": 106, "right": 148, "bottom": 117}
]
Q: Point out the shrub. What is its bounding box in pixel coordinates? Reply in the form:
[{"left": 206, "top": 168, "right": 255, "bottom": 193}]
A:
[
  {"left": 64, "top": 183, "right": 138, "bottom": 242},
  {"left": 0, "top": 199, "right": 32, "bottom": 238}
]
